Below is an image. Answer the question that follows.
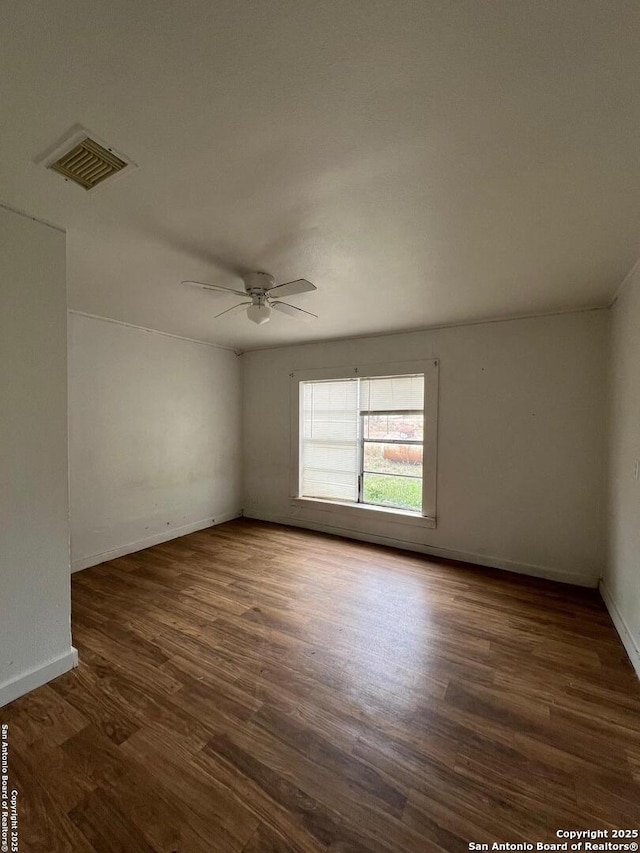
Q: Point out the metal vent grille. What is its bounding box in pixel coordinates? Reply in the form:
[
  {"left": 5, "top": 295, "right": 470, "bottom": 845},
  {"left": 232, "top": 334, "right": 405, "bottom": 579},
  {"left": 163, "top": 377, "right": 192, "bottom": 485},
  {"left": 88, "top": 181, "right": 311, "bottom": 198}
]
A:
[{"left": 48, "top": 137, "right": 128, "bottom": 189}]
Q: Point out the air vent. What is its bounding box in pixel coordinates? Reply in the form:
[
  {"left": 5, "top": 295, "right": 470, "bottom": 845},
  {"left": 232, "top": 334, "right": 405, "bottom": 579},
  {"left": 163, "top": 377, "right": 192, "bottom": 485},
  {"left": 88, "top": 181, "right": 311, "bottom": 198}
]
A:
[{"left": 48, "top": 137, "right": 128, "bottom": 190}]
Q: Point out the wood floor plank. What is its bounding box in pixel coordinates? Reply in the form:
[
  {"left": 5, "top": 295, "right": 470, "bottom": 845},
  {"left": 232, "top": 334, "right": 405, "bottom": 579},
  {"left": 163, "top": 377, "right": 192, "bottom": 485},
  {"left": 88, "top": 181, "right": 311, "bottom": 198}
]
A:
[
  {"left": 8, "top": 726, "right": 97, "bottom": 814},
  {"left": 69, "top": 787, "right": 158, "bottom": 853},
  {"left": 1, "top": 683, "right": 88, "bottom": 746},
  {"left": 120, "top": 726, "right": 261, "bottom": 850},
  {"left": 74, "top": 618, "right": 171, "bottom": 670},
  {"left": 64, "top": 724, "right": 244, "bottom": 852},
  {"left": 231, "top": 715, "right": 398, "bottom": 823},
  {"left": 1, "top": 518, "right": 639, "bottom": 851},
  {"left": 9, "top": 746, "right": 96, "bottom": 853},
  {"left": 49, "top": 660, "right": 141, "bottom": 746},
  {"left": 242, "top": 823, "right": 301, "bottom": 853},
  {"left": 70, "top": 647, "right": 215, "bottom": 754},
  {"left": 201, "top": 732, "right": 398, "bottom": 853}
]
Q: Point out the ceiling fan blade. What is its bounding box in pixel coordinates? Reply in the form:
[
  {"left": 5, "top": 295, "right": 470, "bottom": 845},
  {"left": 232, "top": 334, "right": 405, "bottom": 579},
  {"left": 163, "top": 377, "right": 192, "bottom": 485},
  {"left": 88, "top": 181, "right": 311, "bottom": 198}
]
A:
[
  {"left": 267, "top": 278, "right": 316, "bottom": 298},
  {"left": 271, "top": 301, "right": 318, "bottom": 321},
  {"left": 182, "top": 280, "right": 247, "bottom": 297},
  {"left": 214, "top": 301, "right": 252, "bottom": 319}
]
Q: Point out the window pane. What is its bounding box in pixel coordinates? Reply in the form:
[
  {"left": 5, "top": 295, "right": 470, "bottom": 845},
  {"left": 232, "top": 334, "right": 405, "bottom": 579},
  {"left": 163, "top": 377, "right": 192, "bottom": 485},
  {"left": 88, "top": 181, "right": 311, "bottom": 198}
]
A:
[
  {"left": 363, "top": 413, "right": 423, "bottom": 441},
  {"left": 360, "top": 375, "right": 424, "bottom": 411},
  {"left": 362, "top": 473, "right": 422, "bottom": 512},
  {"left": 302, "top": 468, "right": 358, "bottom": 501},
  {"left": 301, "top": 379, "right": 359, "bottom": 502},
  {"left": 303, "top": 380, "right": 359, "bottom": 441},
  {"left": 363, "top": 442, "right": 423, "bottom": 478}
]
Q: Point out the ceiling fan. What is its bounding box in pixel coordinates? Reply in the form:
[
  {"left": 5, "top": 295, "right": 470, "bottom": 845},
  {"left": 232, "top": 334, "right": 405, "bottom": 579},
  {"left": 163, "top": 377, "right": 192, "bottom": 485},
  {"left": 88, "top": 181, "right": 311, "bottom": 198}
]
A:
[{"left": 182, "top": 272, "right": 318, "bottom": 325}]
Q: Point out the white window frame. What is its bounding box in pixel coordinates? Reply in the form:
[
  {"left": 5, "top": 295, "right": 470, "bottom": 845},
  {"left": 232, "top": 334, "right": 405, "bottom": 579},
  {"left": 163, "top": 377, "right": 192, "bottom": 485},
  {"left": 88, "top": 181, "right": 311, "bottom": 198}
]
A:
[{"left": 290, "top": 359, "right": 439, "bottom": 527}]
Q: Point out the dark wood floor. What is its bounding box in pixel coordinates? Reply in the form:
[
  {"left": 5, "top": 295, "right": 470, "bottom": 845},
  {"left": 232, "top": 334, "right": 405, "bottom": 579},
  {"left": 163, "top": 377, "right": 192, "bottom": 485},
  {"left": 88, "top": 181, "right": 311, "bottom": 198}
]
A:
[{"left": 3, "top": 519, "right": 640, "bottom": 852}]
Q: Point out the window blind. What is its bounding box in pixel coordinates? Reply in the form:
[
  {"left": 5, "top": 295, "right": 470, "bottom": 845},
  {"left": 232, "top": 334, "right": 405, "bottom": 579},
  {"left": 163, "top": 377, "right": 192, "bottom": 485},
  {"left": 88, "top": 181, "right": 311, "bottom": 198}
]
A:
[
  {"left": 301, "top": 379, "right": 359, "bottom": 501},
  {"left": 359, "top": 375, "right": 424, "bottom": 412}
]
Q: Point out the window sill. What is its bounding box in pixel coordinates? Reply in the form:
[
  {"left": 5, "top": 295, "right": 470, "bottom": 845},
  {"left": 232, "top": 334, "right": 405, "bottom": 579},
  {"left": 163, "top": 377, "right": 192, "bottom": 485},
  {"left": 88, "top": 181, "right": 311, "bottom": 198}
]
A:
[{"left": 291, "top": 496, "right": 437, "bottom": 529}]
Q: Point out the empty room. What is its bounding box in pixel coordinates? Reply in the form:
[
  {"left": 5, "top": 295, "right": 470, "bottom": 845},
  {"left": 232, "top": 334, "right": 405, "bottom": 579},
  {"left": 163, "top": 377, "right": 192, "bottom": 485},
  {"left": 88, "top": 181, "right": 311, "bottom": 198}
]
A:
[{"left": 1, "top": 1, "right": 640, "bottom": 850}]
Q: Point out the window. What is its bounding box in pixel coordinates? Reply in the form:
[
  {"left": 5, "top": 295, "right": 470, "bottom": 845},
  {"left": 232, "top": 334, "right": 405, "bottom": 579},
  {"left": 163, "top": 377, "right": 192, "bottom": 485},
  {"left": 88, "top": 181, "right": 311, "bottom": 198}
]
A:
[
  {"left": 292, "top": 361, "right": 438, "bottom": 522},
  {"left": 360, "top": 375, "right": 424, "bottom": 512}
]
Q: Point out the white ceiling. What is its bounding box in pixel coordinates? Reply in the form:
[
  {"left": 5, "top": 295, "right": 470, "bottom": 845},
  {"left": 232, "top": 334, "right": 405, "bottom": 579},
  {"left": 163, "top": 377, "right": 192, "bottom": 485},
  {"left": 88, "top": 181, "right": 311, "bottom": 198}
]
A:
[{"left": 2, "top": 0, "right": 640, "bottom": 351}]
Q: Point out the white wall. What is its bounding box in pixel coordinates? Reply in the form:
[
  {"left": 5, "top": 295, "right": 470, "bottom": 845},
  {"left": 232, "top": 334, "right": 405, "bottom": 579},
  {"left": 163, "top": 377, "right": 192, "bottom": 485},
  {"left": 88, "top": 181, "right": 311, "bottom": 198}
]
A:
[
  {"left": 604, "top": 267, "right": 640, "bottom": 675},
  {"left": 243, "top": 310, "right": 608, "bottom": 586},
  {"left": 0, "top": 206, "right": 75, "bottom": 707},
  {"left": 69, "top": 313, "right": 242, "bottom": 570}
]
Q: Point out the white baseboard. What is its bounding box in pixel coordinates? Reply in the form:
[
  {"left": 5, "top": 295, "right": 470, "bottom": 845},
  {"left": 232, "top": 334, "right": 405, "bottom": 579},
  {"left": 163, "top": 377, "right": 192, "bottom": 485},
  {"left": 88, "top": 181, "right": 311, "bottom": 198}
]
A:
[
  {"left": 243, "top": 510, "right": 598, "bottom": 588},
  {"left": 71, "top": 510, "right": 241, "bottom": 572},
  {"left": 599, "top": 579, "right": 640, "bottom": 680},
  {"left": 0, "top": 646, "right": 78, "bottom": 708}
]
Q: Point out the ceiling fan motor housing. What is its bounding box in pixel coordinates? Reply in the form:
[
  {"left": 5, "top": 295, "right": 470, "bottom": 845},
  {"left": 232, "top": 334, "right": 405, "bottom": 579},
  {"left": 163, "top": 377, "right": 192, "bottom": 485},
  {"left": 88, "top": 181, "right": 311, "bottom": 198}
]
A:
[{"left": 243, "top": 271, "right": 275, "bottom": 295}]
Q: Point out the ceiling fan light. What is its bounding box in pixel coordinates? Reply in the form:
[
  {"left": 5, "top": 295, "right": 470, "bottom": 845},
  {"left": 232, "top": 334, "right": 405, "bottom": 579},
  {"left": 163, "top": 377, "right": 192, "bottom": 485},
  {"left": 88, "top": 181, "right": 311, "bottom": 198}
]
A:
[{"left": 247, "top": 303, "right": 271, "bottom": 325}]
